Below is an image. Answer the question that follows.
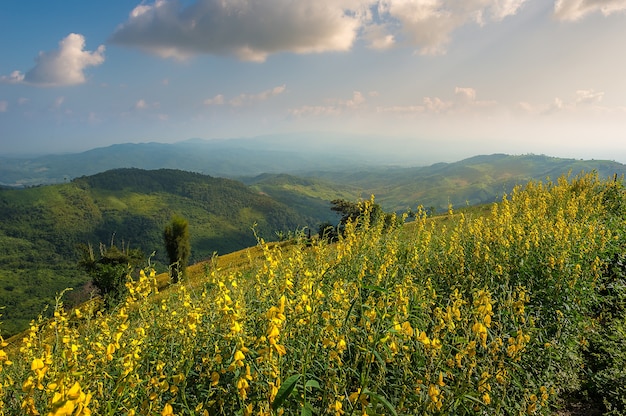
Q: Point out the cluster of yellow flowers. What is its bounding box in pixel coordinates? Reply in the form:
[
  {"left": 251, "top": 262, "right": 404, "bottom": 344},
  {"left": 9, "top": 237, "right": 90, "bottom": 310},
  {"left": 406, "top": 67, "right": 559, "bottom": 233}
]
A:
[{"left": 0, "top": 173, "right": 621, "bottom": 415}]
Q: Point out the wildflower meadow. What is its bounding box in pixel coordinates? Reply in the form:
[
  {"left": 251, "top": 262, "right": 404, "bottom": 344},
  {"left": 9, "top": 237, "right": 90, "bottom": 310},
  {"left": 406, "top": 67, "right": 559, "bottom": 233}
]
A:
[{"left": 0, "top": 173, "right": 625, "bottom": 415}]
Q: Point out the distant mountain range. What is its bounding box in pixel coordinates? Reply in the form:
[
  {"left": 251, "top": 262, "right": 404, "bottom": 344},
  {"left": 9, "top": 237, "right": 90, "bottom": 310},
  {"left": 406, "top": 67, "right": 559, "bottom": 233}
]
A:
[
  {"left": 250, "top": 153, "right": 626, "bottom": 212},
  {"left": 0, "top": 134, "right": 412, "bottom": 188}
]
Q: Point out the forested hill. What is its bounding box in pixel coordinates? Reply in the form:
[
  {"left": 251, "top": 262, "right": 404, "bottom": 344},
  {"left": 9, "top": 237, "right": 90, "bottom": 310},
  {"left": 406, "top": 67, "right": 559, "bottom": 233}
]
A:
[{"left": 0, "top": 168, "right": 325, "bottom": 337}]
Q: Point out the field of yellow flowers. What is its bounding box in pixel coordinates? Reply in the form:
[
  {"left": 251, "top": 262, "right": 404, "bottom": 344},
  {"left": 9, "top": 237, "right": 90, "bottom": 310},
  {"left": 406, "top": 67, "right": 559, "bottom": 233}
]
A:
[{"left": 0, "top": 173, "right": 624, "bottom": 415}]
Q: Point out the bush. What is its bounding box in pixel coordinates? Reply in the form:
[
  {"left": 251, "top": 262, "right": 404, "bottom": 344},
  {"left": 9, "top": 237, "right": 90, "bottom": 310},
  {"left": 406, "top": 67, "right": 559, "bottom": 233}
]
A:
[{"left": 77, "top": 242, "right": 143, "bottom": 307}]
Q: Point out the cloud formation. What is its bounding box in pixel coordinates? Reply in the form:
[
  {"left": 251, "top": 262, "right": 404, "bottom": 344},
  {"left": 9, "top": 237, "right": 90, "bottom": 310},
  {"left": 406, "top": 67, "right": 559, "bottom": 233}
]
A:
[
  {"left": 1, "top": 33, "right": 104, "bottom": 87},
  {"left": 519, "top": 88, "right": 608, "bottom": 115},
  {"left": 0, "top": 101, "right": 7, "bottom": 112},
  {"left": 378, "top": 87, "right": 496, "bottom": 115},
  {"left": 204, "top": 94, "right": 225, "bottom": 106},
  {"left": 108, "top": 0, "right": 625, "bottom": 60},
  {"left": 110, "top": 0, "right": 365, "bottom": 61},
  {"left": 554, "top": 0, "right": 626, "bottom": 21},
  {"left": 374, "top": 0, "right": 528, "bottom": 54},
  {"left": 109, "top": 0, "right": 533, "bottom": 59},
  {"left": 289, "top": 91, "right": 367, "bottom": 117},
  {"left": 229, "top": 85, "right": 286, "bottom": 106}
]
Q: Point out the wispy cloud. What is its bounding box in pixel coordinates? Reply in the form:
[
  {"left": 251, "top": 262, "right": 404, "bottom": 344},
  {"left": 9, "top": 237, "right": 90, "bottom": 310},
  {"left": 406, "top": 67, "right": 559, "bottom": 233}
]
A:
[
  {"left": 134, "top": 99, "right": 160, "bottom": 110},
  {"left": 289, "top": 91, "right": 366, "bottom": 117},
  {"left": 372, "top": 0, "right": 529, "bottom": 54},
  {"left": 1, "top": 33, "right": 105, "bottom": 87},
  {"left": 554, "top": 0, "right": 626, "bottom": 21},
  {"left": 0, "top": 101, "right": 7, "bottom": 112},
  {"left": 204, "top": 94, "right": 225, "bottom": 106},
  {"left": 377, "top": 87, "right": 496, "bottom": 115},
  {"left": 229, "top": 85, "right": 286, "bottom": 106},
  {"left": 519, "top": 88, "right": 611, "bottom": 115}
]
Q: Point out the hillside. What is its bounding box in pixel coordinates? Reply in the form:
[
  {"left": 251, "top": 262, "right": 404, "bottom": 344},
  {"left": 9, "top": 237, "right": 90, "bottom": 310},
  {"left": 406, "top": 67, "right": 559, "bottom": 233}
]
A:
[
  {"left": 305, "top": 154, "right": 626, "bottom": 212},
  {"left": 0, "top": 168, "right": 324, "bottom": 337},
  {"left": 2, "top": 154, "right": 625, "bottom": 336},
  {"left": 243, "top": 173, "right": 362, "bottom": 222},
  {"left": 1, "top": 173, "right": 624, "bottom": 415}
]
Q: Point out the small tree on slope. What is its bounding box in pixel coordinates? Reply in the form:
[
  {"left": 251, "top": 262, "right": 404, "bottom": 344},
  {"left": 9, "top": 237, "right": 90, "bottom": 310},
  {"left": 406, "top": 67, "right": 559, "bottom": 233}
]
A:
[{"left": 163, "top": 215, "right": 191, "bottom": 283}]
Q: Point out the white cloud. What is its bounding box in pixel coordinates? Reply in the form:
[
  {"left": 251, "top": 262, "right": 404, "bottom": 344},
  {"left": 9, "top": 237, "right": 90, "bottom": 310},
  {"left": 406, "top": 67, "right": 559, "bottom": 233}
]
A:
[
  {"left": 204, "top": 94, "right": 225, "bottom": 106},
  {"left": 574, "top": 89, "right": 604, "bottom": 105},
  {"left": 554, "top": 0, "right": 626, "bottom": 21},
  {"left": 377, "top": 87, "right": 496, "bottom": 115},
  {"left": 362, "top": 23, "right": 396, "bottom": 49},
  {"left": 289, "top": 90, "right": 367, "bottom": 117},
  {"left": 374, "top": 0, "right": 528, "bottom": 54},
  {"left": 229, "top": 85, "right": 286, "bottom": 106},
  {"left": 1, "top": 33, "right": 105, "bottom": 87},
  {"left": 106, "top": 0, "right": 626, "bottom": 61},
  {"left": 110, "top": 0, "right": 367, "bottom": 61},
  {"left": 0, "top": 101, "right": 7, "bottom": 112},
  {"left": 288, "top": 105, "right": 343, "bottom": 117},
  {"left": 0, "top": 71, "right": 25, "bottom": 84},
  {"left": 519, "top": 89, "right": 607, "bottom": 115},
  {"left": 134, "top": 99, "right": 161, "bottom": 110},
  {"left": 345, "top": 91, "right": 366, "bottom": 108}
]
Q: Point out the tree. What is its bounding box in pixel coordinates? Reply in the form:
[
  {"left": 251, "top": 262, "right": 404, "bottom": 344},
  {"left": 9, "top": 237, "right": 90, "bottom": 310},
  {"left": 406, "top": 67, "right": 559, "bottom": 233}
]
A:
[
  {"left": 163, "top": 215, "right": 191, "bottom": 283},
  {"left": 78, "top": 241, "right": 144, "bottom": 307},
  {"left": 319, "top": 199, "right": 403, "bottom": 241}
]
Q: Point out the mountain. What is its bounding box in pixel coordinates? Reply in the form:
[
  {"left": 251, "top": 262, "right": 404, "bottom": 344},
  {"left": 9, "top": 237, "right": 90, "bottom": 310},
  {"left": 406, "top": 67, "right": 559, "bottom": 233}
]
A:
[
  {"left": 0, "top": 168, "right": 326, "bottom": 337},
  {"left": 0, "top": 134, "right": 396, "bottom": 188},
  {"left": 302, "top": 154, "right": 626, "bottom": 212}
]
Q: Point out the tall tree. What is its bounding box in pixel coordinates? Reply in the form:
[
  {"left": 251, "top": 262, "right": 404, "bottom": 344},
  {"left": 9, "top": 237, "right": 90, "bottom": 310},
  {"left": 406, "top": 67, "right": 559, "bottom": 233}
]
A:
[{"left": 163, "top": 215, "right": 191, "bottom": 283}]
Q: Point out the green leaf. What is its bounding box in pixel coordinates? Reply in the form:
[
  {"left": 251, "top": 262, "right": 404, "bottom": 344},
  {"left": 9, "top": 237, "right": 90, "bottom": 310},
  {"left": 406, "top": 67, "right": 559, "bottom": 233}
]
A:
[
  {"left": 363, "top": 284, "right": 387, "bottom": 293},
  {"left": 363, "top": 389, "right": 398, "bottom": 416},
  {"left": 463, "top": 394, "right": 484, "bottom": 405},
  {"left": 300, "top": 402, "right": 314, "bottom": 416},
  {"left": 272, "top": 374, "right": 301, "bottom": 411},
  {"left": 305, "top": 379, "right": 320, "bottom": 390}
]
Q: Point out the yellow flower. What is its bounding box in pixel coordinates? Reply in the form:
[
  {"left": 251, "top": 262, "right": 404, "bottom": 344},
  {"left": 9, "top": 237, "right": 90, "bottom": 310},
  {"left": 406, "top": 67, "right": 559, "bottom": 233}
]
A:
[
  {"left": 31, "top": 358, "right": 44, "bottom": 371},
  {"left": 161, "top": 403, "right": 175, "bottom": 416}
]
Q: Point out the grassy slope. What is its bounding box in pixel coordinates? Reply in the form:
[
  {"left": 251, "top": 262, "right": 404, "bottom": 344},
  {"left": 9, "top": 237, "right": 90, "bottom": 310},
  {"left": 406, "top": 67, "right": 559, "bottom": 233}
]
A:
[
  {"left": 4, "top": 173, "right": 623, "bottom": 415},
  {"left": 0, "top": 169, "right": 317, "bottom": 337}
]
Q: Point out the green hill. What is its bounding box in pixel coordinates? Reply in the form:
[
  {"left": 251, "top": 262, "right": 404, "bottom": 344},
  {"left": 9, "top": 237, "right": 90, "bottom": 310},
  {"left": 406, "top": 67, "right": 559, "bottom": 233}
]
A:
[
  {"left": 0, "top": 168, "right": 319, "bottom": 337},
  {"left": 2, "top": 155, "right": 626, "bottom": 337},
  {"left": 1, "top": 173, "right": 624, "bottom": 414},
  {"left": 308, "top": 154, "right": 626, "bottom": 212},
  {"left": 243, "top": 173, "right": 361, "bottom": 223}
]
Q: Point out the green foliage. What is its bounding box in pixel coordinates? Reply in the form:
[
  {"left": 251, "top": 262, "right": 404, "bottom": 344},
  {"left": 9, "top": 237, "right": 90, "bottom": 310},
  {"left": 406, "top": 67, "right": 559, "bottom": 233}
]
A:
[
  {"left": 78, "top": 242, "right": 144, "bottom": 307},
  {"left": 0, "top": 168, "right": 315, "bottom": 337},
  {"left": 584, "top": 246, "right": 626, "bottom": 414},
  {"left": 323, "top": 197, "right": 401, "bottom": 240},
  {"left": 163, "top": 216, "right": 191, "bottom": 283},
  {"left": 315, "top": 154, "right": 626, "bottom": 212}
]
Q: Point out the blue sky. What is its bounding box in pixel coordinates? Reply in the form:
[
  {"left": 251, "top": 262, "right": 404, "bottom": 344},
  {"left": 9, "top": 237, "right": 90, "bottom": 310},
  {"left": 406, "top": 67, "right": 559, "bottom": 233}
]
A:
[{"left": 1, "top": 0, "right": 625, "bottom": 162}]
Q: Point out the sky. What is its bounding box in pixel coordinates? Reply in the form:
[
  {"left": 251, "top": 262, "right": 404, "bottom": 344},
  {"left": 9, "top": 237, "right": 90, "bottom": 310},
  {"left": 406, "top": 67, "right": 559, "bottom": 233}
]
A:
[{"left": 1, "top": 0, "right": 626, "bottom": 162}]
